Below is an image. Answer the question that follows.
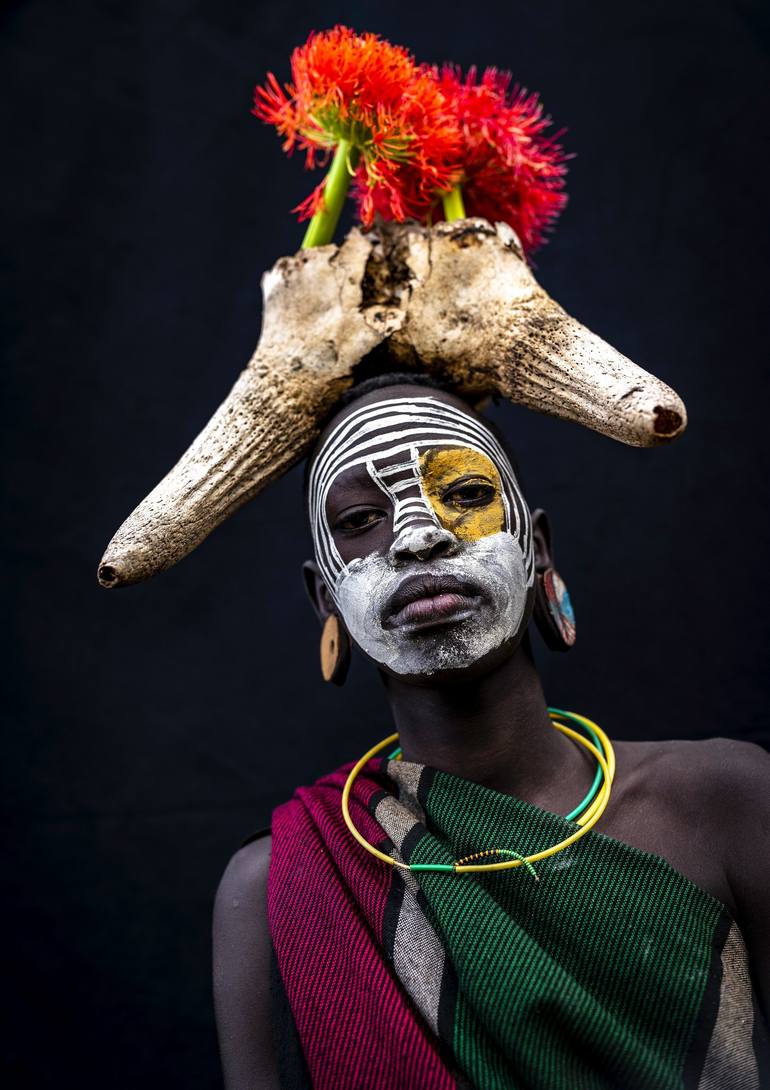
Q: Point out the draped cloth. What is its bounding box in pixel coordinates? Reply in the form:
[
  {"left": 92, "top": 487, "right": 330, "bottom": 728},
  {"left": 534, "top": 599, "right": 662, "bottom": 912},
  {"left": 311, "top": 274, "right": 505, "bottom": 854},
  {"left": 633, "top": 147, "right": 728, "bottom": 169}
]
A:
[{"left": 266, "top": 756, "right": 763, "bottom": 1090}]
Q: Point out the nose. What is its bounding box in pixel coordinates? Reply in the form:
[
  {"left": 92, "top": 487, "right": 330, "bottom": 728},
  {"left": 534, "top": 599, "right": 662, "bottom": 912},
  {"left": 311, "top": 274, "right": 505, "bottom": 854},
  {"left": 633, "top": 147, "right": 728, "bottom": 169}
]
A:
[{"left": 389, "top": 523, "right": 460, "bottom": 564}]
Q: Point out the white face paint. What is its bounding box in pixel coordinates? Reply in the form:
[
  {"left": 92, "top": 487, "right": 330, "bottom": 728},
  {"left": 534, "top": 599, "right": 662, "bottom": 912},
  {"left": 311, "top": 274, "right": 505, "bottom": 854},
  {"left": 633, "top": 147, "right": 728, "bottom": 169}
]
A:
[
  {"left": 308, "top": 396, "right": 534, "bottom": 677},
  {"left": 335, "top": 532, "right": 531, "bottom": 676}
]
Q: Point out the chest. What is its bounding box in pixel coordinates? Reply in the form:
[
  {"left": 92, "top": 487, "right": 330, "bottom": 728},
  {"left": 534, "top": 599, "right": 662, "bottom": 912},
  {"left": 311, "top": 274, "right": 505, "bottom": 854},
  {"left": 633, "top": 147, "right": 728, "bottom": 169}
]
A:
[{"left": 597, "top": 774, "right": 736, "bottom": 916}]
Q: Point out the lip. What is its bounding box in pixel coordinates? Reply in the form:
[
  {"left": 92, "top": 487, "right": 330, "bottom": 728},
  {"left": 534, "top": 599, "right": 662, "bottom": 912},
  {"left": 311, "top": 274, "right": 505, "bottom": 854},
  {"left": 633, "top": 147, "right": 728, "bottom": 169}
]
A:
[{"left": 383, "top": 573, "right": 483, "bottom": 632}]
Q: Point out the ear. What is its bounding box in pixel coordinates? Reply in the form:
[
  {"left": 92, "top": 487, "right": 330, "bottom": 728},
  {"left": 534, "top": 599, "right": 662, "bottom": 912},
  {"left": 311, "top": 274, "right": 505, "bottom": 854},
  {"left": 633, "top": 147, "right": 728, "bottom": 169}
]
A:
[
  {"left": 302, "top": 560, "right": 335, "bottom": 624},
  {"left": 530, "top": 508, "right": 555, "bottom": 573}
]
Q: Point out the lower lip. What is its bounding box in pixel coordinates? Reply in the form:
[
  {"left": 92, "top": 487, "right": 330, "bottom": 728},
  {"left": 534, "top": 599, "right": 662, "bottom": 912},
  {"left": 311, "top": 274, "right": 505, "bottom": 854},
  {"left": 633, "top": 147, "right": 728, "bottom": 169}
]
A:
[{"left": 387, "top": 592, "right": 481, "bottom": 632}]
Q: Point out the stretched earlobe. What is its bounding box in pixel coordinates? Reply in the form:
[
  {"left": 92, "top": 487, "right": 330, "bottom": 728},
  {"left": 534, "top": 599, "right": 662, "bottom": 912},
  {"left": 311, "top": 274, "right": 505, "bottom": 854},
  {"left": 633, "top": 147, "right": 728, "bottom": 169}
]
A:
[
  {"left": 533, "top": 568, "right": 576, "bottom": 652},
  {"left": 302, "top": 559, "right": 334, "bottom": 622},
  {"left": 303, "top": 560, "right": 351, "bottom": 683},
  {"left": 320, "top": 614, "right": 352, "bottom": 685}
]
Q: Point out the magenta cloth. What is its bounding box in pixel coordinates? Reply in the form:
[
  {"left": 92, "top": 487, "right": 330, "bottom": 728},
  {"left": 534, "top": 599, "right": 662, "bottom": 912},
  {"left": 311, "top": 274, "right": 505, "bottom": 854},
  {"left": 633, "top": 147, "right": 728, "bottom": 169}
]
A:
[{"left": 267, "top": 761, "right": 456, "bottom": 1089}]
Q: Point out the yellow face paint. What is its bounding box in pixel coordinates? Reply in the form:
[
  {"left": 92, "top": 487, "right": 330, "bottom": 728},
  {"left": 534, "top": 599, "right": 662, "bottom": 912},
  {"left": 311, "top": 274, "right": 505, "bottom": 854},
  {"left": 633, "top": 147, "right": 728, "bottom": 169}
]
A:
[{"left": 418, "top": 448, "right": 505, "bottom": 542}]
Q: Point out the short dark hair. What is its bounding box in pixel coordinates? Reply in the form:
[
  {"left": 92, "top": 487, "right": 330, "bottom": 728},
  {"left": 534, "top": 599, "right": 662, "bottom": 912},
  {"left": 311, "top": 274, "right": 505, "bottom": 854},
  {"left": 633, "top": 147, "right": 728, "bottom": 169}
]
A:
[
  {"left": 301, "top": 371, "right": 526, "bottom": 505},
  {"left": 334, "top": 370, "right": 456, "bottom": 409}
]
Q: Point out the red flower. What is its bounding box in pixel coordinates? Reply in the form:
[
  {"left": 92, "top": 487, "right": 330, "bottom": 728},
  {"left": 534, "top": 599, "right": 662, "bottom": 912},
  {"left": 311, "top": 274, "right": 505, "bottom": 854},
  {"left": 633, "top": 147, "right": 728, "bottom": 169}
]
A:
[
  {"left": 446, "top": 66, "right": 569, "bottom": 254},
  {"left": 354, "top": 65, "right": 569, "bottom": 256},
  {"left": 253, "top": 26, "right": 460, "bottom": 224}
]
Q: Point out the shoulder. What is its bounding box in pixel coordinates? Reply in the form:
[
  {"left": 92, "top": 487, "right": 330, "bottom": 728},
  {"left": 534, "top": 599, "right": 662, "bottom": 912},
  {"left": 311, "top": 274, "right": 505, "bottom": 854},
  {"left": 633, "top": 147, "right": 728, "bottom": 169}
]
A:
[
  {"left": 213, "top": 833, "right": 273, "bottom": 982},
  {"left": 655, "top": 739, "right": 770, "bottom": 1025},
  {"left": 684, "top": 739, "right": 770, "bottom": 881},
  {"left": 609, "top": 737, "right": 770, "bottom": 913},
  {"left": 677, "top": 737, "right": 767, "bottom": 809},
  {"left": 215, "top": 834, "right": 273, "bottom": 912},
  {"left": 213, "top": 833, "right": 279, "bottom": 1089},
  {"left": 616, "top": 736, "right": 770, "bottom": 807}
]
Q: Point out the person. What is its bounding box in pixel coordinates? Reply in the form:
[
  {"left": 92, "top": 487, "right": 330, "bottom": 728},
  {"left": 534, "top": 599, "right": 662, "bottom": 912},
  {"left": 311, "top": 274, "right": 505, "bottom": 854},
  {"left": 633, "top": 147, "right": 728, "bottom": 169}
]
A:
[{"left": 212, "top": 373, "right": 770, "bottom": 1090}]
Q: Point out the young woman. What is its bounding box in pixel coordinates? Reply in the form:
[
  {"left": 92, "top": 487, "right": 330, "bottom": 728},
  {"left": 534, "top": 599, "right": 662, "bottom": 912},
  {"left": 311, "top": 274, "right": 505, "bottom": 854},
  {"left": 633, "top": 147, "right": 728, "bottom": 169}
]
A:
[{"left": 213, "top": 374, "right": 770, "bottom": 1090}]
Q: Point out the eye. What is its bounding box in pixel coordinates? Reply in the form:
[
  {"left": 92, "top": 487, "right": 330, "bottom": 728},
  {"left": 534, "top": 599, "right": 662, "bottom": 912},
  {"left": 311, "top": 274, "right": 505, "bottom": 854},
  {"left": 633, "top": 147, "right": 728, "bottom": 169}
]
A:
[
  {"left": 333, "top": 507, "right": 386, "bottom": 533},
  {"left": 442, "top": 479, "right": 497, "bottom": 508}
]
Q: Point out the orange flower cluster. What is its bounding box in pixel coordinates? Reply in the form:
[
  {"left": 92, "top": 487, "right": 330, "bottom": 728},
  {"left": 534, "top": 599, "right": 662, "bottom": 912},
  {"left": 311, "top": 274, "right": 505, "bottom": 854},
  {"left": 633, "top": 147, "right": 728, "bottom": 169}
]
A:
[
  {"left": 253, "top": 26, "right": 460, "bottom": 224},
  {"left": 254, "top": 28, "right": 569, "bottom": 255}
]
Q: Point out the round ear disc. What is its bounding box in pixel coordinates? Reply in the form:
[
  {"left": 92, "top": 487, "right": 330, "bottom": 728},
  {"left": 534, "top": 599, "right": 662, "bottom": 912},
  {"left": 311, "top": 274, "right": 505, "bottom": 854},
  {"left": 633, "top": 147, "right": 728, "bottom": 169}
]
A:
[{"left": 320, "top": 615, "right": 351, "bottom": 686}]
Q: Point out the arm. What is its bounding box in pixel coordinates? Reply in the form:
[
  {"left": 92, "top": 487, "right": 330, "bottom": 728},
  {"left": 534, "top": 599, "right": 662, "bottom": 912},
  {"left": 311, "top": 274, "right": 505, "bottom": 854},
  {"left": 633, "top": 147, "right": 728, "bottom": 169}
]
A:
[
  {"left": 213, "top": 835, "right": 280, "bottom": 1090},
  {"left": 718, "top": 741, "right": 770, "bottom": 1024}
]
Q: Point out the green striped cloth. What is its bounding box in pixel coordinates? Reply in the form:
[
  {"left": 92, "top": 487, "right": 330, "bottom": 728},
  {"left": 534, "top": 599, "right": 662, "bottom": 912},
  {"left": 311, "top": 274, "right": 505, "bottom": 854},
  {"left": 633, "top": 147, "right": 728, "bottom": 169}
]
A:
[
  {"left": 377, "top": 758, "right": 762, "bottom": 1089},
  {"left": 268, "top": 755, "right": 764, "bottom": 1088}
]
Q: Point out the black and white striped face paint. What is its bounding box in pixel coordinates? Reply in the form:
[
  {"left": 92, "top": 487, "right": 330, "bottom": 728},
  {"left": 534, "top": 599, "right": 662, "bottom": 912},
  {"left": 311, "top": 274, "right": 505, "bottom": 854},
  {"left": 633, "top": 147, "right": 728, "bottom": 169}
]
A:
[{"left": 308, "top": 396, "right": 534, "bottom": 677}]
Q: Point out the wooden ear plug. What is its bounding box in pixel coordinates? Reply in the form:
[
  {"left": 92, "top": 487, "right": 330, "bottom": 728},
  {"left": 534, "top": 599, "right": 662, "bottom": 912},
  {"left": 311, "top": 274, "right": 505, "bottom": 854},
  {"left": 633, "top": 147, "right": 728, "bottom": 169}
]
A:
[{"left": 320, "top": 615, "right": 352, "bottom": 685}]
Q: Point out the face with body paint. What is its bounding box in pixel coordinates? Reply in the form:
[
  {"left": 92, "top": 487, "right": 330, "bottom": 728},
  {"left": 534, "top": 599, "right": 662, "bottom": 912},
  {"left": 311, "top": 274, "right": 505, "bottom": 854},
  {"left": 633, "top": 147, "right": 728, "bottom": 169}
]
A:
[{"left": 306, "top": 384, "right": 536, "bottom": 681}]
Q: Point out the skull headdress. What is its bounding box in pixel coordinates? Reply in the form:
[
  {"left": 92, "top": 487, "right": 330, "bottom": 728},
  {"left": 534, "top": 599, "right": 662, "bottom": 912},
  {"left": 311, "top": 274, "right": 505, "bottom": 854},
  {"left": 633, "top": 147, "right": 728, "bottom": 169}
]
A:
[{"left": 98, "top": 31, "right": 686, "bottom": 590}]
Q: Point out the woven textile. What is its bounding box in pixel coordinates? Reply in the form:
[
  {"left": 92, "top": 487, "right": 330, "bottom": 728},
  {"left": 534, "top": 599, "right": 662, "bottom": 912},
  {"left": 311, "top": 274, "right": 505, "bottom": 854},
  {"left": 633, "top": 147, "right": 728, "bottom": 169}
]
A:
[{"left": 267, "top": 757, "right": 761, "bottom": 1089}]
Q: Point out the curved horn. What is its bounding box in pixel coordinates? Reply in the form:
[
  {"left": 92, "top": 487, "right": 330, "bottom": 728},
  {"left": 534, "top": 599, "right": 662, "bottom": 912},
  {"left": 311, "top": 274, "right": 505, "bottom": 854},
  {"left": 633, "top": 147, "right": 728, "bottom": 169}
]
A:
[
  {"left": 389, "top": 219, "right": 687, "bottom": 446},
  {"left": 98, "top": 229, "right": 403, "bottom": 588},
  {"left": 100, "top": 218, "right": 686, "bottom": 589}
]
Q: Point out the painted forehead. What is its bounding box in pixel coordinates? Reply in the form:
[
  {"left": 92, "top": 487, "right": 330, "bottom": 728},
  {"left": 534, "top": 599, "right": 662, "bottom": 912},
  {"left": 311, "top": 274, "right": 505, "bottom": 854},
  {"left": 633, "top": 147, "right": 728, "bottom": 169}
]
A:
[{"left": 308, "top": 395, "right": 532, "bottom": 593}]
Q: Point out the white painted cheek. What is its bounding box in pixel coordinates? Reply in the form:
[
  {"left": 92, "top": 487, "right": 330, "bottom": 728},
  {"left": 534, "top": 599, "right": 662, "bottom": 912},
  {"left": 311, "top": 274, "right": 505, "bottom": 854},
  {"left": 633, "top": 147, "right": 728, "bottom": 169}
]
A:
[
  {"left": 473, "top": 532, "right": 530, "bottom": 629},
  {"left": 334, "top": 532, "right": 531, "bottom": 677},
  {"left": 335, "top": 554, "right": 406, "bottom": 668}
]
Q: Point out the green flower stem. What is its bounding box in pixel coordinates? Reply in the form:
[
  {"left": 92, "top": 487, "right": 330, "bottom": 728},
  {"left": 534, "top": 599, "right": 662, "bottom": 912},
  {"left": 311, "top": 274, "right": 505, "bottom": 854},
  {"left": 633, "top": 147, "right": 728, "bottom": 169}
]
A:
[
  {"left": 442, "top": 184, "right": 466, "bottom": 222},
  {"left": 302, "top": 139, "right": 360, "bottom": 248}
]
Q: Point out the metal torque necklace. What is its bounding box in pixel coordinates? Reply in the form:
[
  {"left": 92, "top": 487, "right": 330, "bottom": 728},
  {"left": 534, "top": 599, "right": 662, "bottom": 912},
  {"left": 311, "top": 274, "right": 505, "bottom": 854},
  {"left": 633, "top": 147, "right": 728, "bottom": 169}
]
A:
[{"left": 341, "top": 708, "right": 615, "bottom": 878}]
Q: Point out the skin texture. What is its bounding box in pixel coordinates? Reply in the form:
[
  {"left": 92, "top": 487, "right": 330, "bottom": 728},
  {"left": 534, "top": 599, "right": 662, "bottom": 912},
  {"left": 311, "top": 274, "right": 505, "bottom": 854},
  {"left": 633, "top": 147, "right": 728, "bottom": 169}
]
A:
[{"left": 213, "top": 384, "right": 770, "bottom": 1090}]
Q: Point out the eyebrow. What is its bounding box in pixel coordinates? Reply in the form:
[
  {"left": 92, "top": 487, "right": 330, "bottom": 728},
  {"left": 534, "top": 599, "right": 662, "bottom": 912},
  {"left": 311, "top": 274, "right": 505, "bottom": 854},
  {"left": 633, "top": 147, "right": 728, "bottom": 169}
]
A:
[{"left": 324, "top": 464, "right": 386, "bottom": 519}]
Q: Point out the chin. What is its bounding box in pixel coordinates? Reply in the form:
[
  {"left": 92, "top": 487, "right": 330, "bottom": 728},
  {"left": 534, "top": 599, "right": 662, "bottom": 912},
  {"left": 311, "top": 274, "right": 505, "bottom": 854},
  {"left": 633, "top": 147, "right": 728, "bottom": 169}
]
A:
[
  {"left": 378, "top": 628, "right": 528, "bottom": 685},
  {"left": 355, "top": 593, "right": 534, "bottom": 682}
]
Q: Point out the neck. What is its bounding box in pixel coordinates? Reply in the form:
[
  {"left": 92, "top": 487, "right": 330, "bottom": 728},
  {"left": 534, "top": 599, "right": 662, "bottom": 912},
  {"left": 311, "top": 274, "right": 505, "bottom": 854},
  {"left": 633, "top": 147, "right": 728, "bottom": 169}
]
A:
[{"left": 379, "top": 636, "right": 591, "bottom": 812}]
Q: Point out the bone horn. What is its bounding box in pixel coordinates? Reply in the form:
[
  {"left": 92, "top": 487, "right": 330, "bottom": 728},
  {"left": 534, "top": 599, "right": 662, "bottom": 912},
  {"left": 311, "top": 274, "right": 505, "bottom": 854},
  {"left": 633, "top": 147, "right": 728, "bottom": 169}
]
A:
[
  {"left": 392, "top": 218, "right": 687, "bottom": 447},
  {"left": 97, "top": 229, "right": 403, "bottom": 588}
]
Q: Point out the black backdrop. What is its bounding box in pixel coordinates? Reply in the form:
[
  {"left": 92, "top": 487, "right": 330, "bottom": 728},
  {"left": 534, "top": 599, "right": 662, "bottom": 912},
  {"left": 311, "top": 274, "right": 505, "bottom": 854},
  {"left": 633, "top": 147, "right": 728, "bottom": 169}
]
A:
[{"left": 3, "top": 1, "right": 769, "bottom": 1086}]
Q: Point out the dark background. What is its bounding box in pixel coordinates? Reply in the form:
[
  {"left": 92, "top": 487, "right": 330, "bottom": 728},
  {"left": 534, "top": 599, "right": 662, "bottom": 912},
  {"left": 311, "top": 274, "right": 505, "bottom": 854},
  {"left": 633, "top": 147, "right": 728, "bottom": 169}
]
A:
[{"left": 3, "top": 0, "right": 769, "bottom": 1086}]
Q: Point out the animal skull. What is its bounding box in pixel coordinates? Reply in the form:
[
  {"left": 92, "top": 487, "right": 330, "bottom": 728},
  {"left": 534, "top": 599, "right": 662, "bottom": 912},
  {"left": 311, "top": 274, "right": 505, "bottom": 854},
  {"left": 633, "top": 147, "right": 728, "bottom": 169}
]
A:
[{"left": 98, "top": 218, "right": 686, "bottom": 589}]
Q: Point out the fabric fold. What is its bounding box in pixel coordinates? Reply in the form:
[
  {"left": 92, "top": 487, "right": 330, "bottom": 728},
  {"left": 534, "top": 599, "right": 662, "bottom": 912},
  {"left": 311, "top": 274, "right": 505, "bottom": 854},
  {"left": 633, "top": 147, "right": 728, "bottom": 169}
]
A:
[{"left": 267, "top": 756, "right": 760, "bottom": 1090}]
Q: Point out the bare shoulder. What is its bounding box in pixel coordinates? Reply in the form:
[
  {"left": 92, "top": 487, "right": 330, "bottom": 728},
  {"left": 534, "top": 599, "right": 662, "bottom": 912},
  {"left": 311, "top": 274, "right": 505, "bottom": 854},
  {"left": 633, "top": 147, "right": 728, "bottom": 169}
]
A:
[
  {"left": 213, "top": 833, "right": 273, "bottom": 983},
  {"left": 213, "top": 834, "right": 279, "bottom": 1090},
  {"left": 615, "top": 735, "right": 770, "bottom": 806},
  {"left": 603, "top": 736, "right": 770, "bottom": 916},
  {"left": 215, "top": 834, "right": 273, "bottom": 919},
  {"left": 636, "top": 738, "right": 770, "bottom": 1025}
]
